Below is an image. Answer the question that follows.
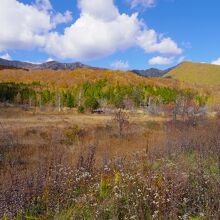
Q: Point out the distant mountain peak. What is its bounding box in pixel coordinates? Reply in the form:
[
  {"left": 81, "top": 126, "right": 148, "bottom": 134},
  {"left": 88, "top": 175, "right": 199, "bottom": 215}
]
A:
[
  {"left": 0, "top": 57, "right": 179, "bottom": 78},
  {"left": 131, "top": 68, "right": 166, "bottom": 78},
  {"left": 0, "top": 58, "right": 96, "bottom": 71}
]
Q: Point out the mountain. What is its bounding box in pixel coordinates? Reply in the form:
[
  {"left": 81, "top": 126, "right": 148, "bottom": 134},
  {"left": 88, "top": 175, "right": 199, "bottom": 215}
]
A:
[
  {"left": 131, "top": 68, "right": 165, "bottom": 77},
  {"left": 0, "top": 58, "right": 33, "bottom": 70},
  {"left": 0, "top": 58, "right": 174, "bottom": 78},
  {"left": 4, "top": 58, "right": 219, "bottom": 85},
  {"left": 0, "top": 67, "right": 177, "bottom": 89},
  {"left": 0, "top": 65, "right": 22, "bottom": 70},
  {"left": 0, "top": 58, "right": 98, "bottom": 71},
  {"left": 131, "top": 66, "right": 177, "bottom": 78},
  {"left": 33, "top": 61, "right": 93, "bottom": 70},
  {"left": 164, "top": 61, "right": 220, "bottom": 85}
]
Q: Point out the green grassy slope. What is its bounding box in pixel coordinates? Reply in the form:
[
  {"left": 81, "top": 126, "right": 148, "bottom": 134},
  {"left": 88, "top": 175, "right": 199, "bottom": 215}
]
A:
[{"left": 165, "top": 61, "right": 220, "bottom": 85}]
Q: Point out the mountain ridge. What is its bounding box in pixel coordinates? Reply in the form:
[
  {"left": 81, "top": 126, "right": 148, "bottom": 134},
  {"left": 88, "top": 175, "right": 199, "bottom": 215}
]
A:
[
  {"left": 2, "top": 58, "right": 220, "bottom": 84},
  {"left": 0, "top": 58, "right": 168, "bottom": 78},
  {"left": 0, "top": 58, "right": 100, "bottom": 71},
  {"left": 131, "top": 68, "right": 165, "bottom": 77}
]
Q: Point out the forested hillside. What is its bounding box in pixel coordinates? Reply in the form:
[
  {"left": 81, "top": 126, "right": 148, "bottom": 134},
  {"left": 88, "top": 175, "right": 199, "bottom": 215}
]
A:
[{"left": 0, "top": 68, "right": 208, "bottom": 117}]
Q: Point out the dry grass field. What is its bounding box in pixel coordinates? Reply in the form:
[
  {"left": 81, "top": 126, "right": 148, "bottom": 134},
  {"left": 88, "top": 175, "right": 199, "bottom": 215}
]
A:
[
  {"left": 0, "top": 107, "right": 220, "bottom": 219},
  {"left": 0, "top": 108, "right": 167, "bottom": 161}
]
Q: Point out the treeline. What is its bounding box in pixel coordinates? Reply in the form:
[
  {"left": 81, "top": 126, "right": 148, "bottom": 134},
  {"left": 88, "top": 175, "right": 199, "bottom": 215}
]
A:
[{"left": 0, "top": 80, "right": 208, "bottom": 113}]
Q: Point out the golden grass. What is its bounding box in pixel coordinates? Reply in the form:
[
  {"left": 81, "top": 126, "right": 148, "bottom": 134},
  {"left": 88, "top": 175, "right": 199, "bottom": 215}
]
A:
[
  {"left": 0, "top": 108, "right": 166, "bottom": 161},
  {"left": 165, "top": 61, "right": 220, "bottom": 86}
]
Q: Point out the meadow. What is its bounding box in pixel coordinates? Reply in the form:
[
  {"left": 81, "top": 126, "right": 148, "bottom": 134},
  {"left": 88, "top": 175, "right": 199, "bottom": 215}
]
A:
[{"left": 0, "top": 107, "right": 219, "bottom": 219}]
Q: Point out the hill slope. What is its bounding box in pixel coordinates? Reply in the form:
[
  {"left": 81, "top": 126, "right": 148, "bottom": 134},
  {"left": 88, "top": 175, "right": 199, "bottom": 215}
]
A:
[
  {"left": 165, "top": 61, "right": 220, "bottom": 85},
  {"left": 0, "top": 68, "right": 177, "bottom": 88}
]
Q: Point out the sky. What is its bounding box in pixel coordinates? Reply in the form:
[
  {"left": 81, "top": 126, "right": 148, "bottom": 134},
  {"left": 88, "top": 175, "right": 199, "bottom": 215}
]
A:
[{"left": 0, "top": 0, "right": 220, "bottom": 70}]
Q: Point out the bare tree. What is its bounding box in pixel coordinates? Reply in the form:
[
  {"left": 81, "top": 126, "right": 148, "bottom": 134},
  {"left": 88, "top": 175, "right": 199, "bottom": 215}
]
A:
[{"left": 113, "top": 108, "right": 129, "bottom": 137}]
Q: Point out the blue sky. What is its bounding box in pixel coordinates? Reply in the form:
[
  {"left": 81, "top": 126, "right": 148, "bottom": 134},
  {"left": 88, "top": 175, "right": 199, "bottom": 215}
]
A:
[{"left": 1, "top": 0, "right": 220, "bottom": 70}]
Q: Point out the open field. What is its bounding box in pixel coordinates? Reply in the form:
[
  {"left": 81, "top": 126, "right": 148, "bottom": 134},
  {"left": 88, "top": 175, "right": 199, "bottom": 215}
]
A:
[
  {"left": 0, "top": 108, "right": 168, "bottom": 162},
  {"left": 0, "top": 107, "right": 220, "bottom": 219}
]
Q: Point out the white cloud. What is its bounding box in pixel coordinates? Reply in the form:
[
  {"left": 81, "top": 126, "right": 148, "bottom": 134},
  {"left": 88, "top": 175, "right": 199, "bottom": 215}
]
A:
[
  {"left": 78, "top": 0, "right": 119, "bottom": 21},
  {"left": 0, "top": 0, "right": 182, "bottom": 61},
  {"left": 35, "top": 0, "right": 52, "bottom": 11},
  {"left": 137, "top": 30, "right": 182, "bottom": 55},
  {"left": 0, "top": 0, "right": 72, "bottom": 52},
  {"left": 111, "top": 60, "right": 129, "bottom": 69},
  {"left": 45, "top": 12, "right": 141, "bottom": 60},
  {"left": 130, "top": 0, "right": 156, "bottom": 8},
  {"left": 0, "top": 53, "right": 12, "bottom": 60},
  {"left": 177, "top": 56, "right": 185, "bottom": 63},
  {"left": 45, "top": 0, "right": 182, "bottom": 60},
  {"left": 211, "top": 58, "right": 220, "bottom": 65},
  {"left": 46, "top": 57, "right": 54, "bottom": 62},
  {"left": 148, "top": 56, "right": 174, "bottom": 65},
  {"left": 25, "top": 60, "right": 41, "bottom": 64},
  {"left": 52, "top": 11, "right": 73, "bottom": 26}
]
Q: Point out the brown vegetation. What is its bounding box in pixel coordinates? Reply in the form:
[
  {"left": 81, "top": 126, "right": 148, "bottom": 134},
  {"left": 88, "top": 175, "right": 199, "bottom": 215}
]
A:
[
  {"left": 0, "top": 109, "right": 219, "bottom": 219},
  {"left": 0, "top": 68, "right": 179, "bottom": 88}
]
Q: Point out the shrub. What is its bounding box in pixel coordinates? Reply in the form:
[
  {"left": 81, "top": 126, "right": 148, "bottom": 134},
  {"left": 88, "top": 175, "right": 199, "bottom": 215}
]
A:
[
  {"left": 112, "top": 109, "right": 129, "bottom": 137},
  {"left": 77, "top": 105, "right": 85, "bottom": 113},
  {"left": 66, "top": 91, "right": 75, "bottom": 108},
  {"left": 84, "top": 96, "right": 99, "bottom": 111},
  {"left": 65, "top": 124, "right": 84, "bottom": 141}
]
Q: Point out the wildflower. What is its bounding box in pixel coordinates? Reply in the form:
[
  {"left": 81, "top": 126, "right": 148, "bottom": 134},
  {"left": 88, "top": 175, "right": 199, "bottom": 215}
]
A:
[{"left": 152, "top": 210, "right": 159, "bottom": 219}]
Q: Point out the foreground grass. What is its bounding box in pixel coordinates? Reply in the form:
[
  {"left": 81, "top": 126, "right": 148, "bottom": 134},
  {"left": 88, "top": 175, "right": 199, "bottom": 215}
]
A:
[{"left": 0, "top": 111, "right": 220, "bottom": 219}]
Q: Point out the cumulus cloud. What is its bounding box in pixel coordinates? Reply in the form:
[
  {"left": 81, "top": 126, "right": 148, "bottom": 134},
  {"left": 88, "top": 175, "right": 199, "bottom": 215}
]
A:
[
  {"left": 111, "top": 60, "right": 129, "bottom": 69},
  {"left": 45, "top": 0, "right": 182, "bottom": 60},
  {"left": 0, "top": 0, "right": 72, "bottom": 52},
  {"left": 45, "top": 12, "right": 141, "bottom": 60},
  {"left": 0, "top": 0, "right": 182, "bottom": 61},
  {"left": 130, "top": 0, "right": 156, "bottom": 8},
  {"left": 0, "top": 53, "right": 12, "bottom": 60},
  {"left": 148, "top": 56, "right": 174, "bottom": 65},
  {"left": 78, "top": 0, "right": 119, "bottom": 21},
  {"left": 211, "top": 58, "right": 220, "bottom": 65},
  {"left": 137, "top": 30, "right": 182, "bottom": 55}
]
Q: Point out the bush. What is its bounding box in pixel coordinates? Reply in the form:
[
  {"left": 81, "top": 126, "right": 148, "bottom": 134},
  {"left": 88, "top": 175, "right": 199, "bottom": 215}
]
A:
[
  {"left": 65, "top": 124, "right": 84, "bottom": 141},
  {"left": 77, "top": 105, "right": 85, "bottom": 113},
  {"left": 84, "top": 96, "right": 99, "bottom": 111},
  {"left": 66, "top": 91, "right": 75, "bottom": 108}
]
